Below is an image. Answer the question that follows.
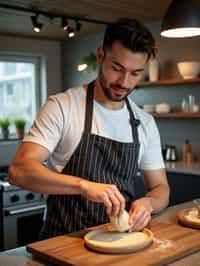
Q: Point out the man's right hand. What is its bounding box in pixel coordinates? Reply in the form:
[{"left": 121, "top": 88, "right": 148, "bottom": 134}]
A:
[{"left": 79, "top": 180, "right": 125, "bottom": 217}]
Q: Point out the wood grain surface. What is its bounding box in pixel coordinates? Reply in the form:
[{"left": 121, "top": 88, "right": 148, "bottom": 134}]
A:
[
  {"left": 84, "top": 227, "right": 153, "bottom": 254},
  {"left": 27, "top": 221, "right": 200, "bottom": 266},
  {"left": 177, "top": 205, "right": 200, "bottom": 229}
]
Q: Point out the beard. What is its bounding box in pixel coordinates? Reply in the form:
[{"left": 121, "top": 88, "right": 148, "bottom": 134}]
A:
[{"left": 98, "top": 65, "right": 133, "bottom": 102}]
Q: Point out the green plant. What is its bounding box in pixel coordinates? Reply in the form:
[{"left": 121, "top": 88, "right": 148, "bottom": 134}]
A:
[
  {"left": 14, "top": 118, "right": 26, "bottom": 128},
  {"left": 80, "top": 52, "right": 97, "bottom": 71},
  {"left": 0, "top": 118, "right": 10, "bottom": 129}
]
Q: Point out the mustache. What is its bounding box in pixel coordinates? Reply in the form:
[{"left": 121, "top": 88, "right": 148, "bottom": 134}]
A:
[{"left": 110, "top": 84, "right": 130, "bottom": 91}]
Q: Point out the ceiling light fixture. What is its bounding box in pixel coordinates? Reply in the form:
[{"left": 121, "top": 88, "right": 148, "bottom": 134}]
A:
[
  {"left": 75, "top": 20, "right": 82, "bottom": 32},
  {"left": 0, "top": 3, "right": 109, "bottom": 37},
  {"left": 161, "top": 0, "right": 200, "bottom": 38},
  {"left": 31, "top": 14, "right": 43, "bottom": 33},
  {"left": 67, "top": 27, "right": 75, "bottom": 38},
  {"left": 61, "top": 17, "right": 68, "bottom": 31}
]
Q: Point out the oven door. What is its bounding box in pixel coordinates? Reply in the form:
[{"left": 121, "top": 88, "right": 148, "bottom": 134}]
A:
[{"left": 3, "top": 202, "right": 46, "bottom": 250}]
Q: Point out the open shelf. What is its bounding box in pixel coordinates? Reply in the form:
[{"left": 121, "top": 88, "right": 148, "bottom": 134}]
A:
[
  {"left": 152, "top": 112, "right": 200, "bottom": 118},
  {"left": 137, "top": 78, "right": 200, "bottom": 88}
]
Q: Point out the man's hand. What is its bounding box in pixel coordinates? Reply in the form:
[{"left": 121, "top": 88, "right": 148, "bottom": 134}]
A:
[
  {"left": 79, "top": 180, "right": 125, "bottom": 217},
  {"left": 128, "top": 197, "right": 153, "bottom": 232}
]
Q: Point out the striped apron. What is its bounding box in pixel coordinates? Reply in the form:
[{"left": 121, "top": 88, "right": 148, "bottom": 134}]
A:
[{"left": 40, "top": 81, "right": 140, "bottom": 238}]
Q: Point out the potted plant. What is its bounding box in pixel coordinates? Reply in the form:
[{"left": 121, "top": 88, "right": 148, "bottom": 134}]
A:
[
  {"left": 0, "top": 118, "right": 10, "bottom": 139},
  {"left": 80, "top": 52, "right": 97, "bottom": 72},
  {"left": 14, "top": 118, "right": 26, "bottom": 139}
]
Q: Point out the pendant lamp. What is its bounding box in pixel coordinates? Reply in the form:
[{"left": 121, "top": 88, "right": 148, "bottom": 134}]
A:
[{"left": 161, "top": 0, "right": 200, "bottom": 38}]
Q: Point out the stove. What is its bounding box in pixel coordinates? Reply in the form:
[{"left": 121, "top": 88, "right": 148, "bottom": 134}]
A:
[
  {"left": 0, "top": 166, "right": 9, "bottom": 182},
  {"left": 0, "top": 166, "right": 46, "bottom": 251}
]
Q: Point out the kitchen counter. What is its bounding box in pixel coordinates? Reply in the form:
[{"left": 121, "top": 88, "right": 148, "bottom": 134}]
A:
[
  {"left": 165, "top": 161, "right": 200, "bottom": 176},
  {"left": 0, "top": 199, "right": 200, "bottom": 266}
]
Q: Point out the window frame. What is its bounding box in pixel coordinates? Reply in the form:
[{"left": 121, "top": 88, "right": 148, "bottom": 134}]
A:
[{"left": 0, "top": 53, "right": 45, "bottom": 115}]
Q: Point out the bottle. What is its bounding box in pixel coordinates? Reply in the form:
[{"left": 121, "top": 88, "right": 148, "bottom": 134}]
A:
[
  {"left": 188, "top": 95, "right": 195, "bottom": 112},
  {"left": 181, "top": 98, "right": 189, "bottom": 112},
  {"left": 182, "top": 139, "right": 192, "bottom": 163},
  {"left": 148, "top": 59, "right": 159, "bottom": 81}
]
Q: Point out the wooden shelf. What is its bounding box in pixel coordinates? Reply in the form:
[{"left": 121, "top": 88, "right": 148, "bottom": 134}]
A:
[
  {"left": 152, "top": 112, "right": 200, "bottom": 118},
  {"left": 137, "top": 78, "right": 200, "bottom": 88}
]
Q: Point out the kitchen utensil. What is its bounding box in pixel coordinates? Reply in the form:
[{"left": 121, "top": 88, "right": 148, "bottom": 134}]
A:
[
  {"left": 84, "top": 225, "right": 153, "bottom": 254},
  {"left": 27, "top": 221, "right": 200, "bottom": 266},
  {"left": 177, "top": 205, "right": 200, "bottom": 229}
]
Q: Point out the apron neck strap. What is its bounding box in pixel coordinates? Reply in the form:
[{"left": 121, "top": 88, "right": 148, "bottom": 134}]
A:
[
  {"left": 84, "top": 81, "right": 140, "bottom": 142},
  {"left": 84, "top": 81, "right": 95, "bottom": 133},
  {"left": 125, "top": 98, "right": 140, "bottom": 143}
]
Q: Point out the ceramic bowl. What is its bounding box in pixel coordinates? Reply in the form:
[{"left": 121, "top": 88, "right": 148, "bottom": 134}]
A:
[
  {"left": 155, "top": 102, "right": 171, "bottom": 113},
  {"left": 143, "top": 104, "right": 155, "bottom": 113},
  {"left": 177, "top": 61, "right": 200, "bottom": 79}
]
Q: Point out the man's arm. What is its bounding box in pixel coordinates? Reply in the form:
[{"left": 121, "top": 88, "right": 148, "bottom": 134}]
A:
[
  {"left": 128, "top": 168, "right": 169, "bottom": 231},
  {"left": 9, "top": 142, "right": 125, "bottom": 217}
]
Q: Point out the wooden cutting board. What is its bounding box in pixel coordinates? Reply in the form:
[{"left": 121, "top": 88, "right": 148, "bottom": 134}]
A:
[{"left": 27, "top": 221, "right": 200, "bottom": 266}]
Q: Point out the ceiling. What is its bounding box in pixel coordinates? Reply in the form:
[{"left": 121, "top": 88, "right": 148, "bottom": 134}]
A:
[{"left": 0, "top": 0, "right": 199, "bottom": 40}]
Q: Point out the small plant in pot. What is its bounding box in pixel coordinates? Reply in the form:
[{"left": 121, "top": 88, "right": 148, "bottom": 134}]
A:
[
  {"left": 14, "top": 118, "right": 26, "bottom": 139},
  {"left": 0, "top": 118, "right": 10, "bottom": 139}
]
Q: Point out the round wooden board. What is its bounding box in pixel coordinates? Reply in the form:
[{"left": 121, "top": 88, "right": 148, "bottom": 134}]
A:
[
  {"left": 84, "top": 225, "right": 153, "bottom": 254},
  {"left": 177, "top": 205, "right": 200, "bottom": 229}
]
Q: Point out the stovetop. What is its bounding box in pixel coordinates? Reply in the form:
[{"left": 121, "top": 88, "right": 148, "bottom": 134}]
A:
[{"left": 0, "top": 166, "right": 20, "bottom": 191}]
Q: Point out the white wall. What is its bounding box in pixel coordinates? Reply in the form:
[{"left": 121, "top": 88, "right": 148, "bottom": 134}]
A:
[{"left": 0, "top": 35, "right": 62, "bottom": 97}]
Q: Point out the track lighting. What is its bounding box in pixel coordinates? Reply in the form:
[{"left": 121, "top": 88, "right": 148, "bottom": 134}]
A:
[
  {"left": 31, "top": 14, "right": 43, "bottom": 33},
  {"left": 161, "top": 0, "right": 200, "bottom": 38},
  {"left": 67, "top": 27, "right": 75, "bottom": 38},
  {"left": 62, "top": 17, "right": 68, "bottom": 31},
  {"left": 75, "top": 20, "right": 82, "bottom": 32},
  {"left": 0, "top": 3, "right": 109, "bottom": 38}
]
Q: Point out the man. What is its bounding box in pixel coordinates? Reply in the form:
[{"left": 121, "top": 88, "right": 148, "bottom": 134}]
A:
[{"left": 9, "top": 18, "right": 169, "bottom": 239}]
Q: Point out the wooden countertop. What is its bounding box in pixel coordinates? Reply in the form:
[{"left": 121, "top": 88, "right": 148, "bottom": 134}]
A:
[{"left": 0, "top": 199, "right": 200, "bottom": 266}]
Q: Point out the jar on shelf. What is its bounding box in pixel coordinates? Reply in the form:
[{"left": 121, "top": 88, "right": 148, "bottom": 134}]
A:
[{"left": 148, "top": 59, "right": 159, "bottom": 81}]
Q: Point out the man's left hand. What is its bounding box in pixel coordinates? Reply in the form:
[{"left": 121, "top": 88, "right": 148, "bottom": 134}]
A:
[{"left": 128, "top": 197, "right": 153, "bottom": 232}]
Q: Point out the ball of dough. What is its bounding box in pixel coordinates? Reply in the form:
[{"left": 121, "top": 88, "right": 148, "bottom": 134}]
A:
[{"left": 109, "top": 210, "right": 130, "bottom": 232}]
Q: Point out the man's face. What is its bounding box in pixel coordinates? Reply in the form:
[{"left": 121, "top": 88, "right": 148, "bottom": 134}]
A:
[{"left": 97, "top": 41, "right": 148, "bottom": 102}]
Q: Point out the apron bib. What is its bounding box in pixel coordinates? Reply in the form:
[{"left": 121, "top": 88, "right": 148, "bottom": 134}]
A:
[{"left": 40, "top": 81, "right": 140, "bottom": 238}]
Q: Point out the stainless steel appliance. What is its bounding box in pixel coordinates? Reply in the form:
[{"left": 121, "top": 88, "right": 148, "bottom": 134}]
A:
[
  {"left": 165, "top": 145, "right": 178, "bottom": 161},
  {"left": 0, "top": 167, "right": 46, "bottom": 251}
]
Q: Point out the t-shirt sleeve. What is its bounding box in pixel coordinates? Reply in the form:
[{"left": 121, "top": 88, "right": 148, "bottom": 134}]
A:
[
  {"left": 23, "top": 95, "right": 66, "bottom": 153},
  {"left": 139, "top": 117, "right": 165, "bottom": 170}
]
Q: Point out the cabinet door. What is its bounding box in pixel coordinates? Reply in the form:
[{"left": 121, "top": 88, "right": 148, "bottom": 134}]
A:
[{"left": 167, "top": 172, "right": 200, "bottom": 206}]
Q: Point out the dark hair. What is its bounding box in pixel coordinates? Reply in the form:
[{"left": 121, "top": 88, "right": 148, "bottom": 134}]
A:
[{"left": 103, "top": 18, "right": 156, "bottom": 61}]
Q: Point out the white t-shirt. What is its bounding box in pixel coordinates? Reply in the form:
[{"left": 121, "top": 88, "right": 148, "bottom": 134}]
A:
[{"left": 23, "top": 86, "right": 165, "bottom": 172}]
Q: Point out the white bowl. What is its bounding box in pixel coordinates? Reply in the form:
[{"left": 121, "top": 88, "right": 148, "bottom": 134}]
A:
[
  {"left": 177, "top": 61, "right": 200, "bottom": 79},
  {"left": 143, "top": 104, "right": 155, "bottom": 113},
  {"left": 155, "top": 102, "right": 171, "bottom": 113}
]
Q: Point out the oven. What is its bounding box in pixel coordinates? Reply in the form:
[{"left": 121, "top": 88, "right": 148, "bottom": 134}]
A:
[{"left": 0, "top": 168, "right": 46, "bottom": 251}]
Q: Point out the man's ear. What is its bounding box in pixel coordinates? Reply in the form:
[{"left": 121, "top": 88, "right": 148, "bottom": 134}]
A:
[{"left": 96, "top": 47, "right": 104, "bottom": 65}]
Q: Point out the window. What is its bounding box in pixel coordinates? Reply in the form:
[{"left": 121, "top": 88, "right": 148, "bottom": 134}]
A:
[{"left": 0, "top": 55, "right": 44, "bottom": 135}]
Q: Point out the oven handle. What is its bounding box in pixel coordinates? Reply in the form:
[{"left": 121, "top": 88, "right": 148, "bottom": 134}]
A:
[{"left": 4, "top": 204, "right": 46, "bottom": 216}]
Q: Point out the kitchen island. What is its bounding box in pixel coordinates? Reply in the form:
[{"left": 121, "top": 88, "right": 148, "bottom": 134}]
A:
[{"left": 0, "top": 199, "right": 200, "bottom": 266}]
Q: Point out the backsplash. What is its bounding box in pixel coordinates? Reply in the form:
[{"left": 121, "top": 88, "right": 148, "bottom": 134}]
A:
[{"left": 0, "top": 140, "right": 21, "bottom": 167}]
